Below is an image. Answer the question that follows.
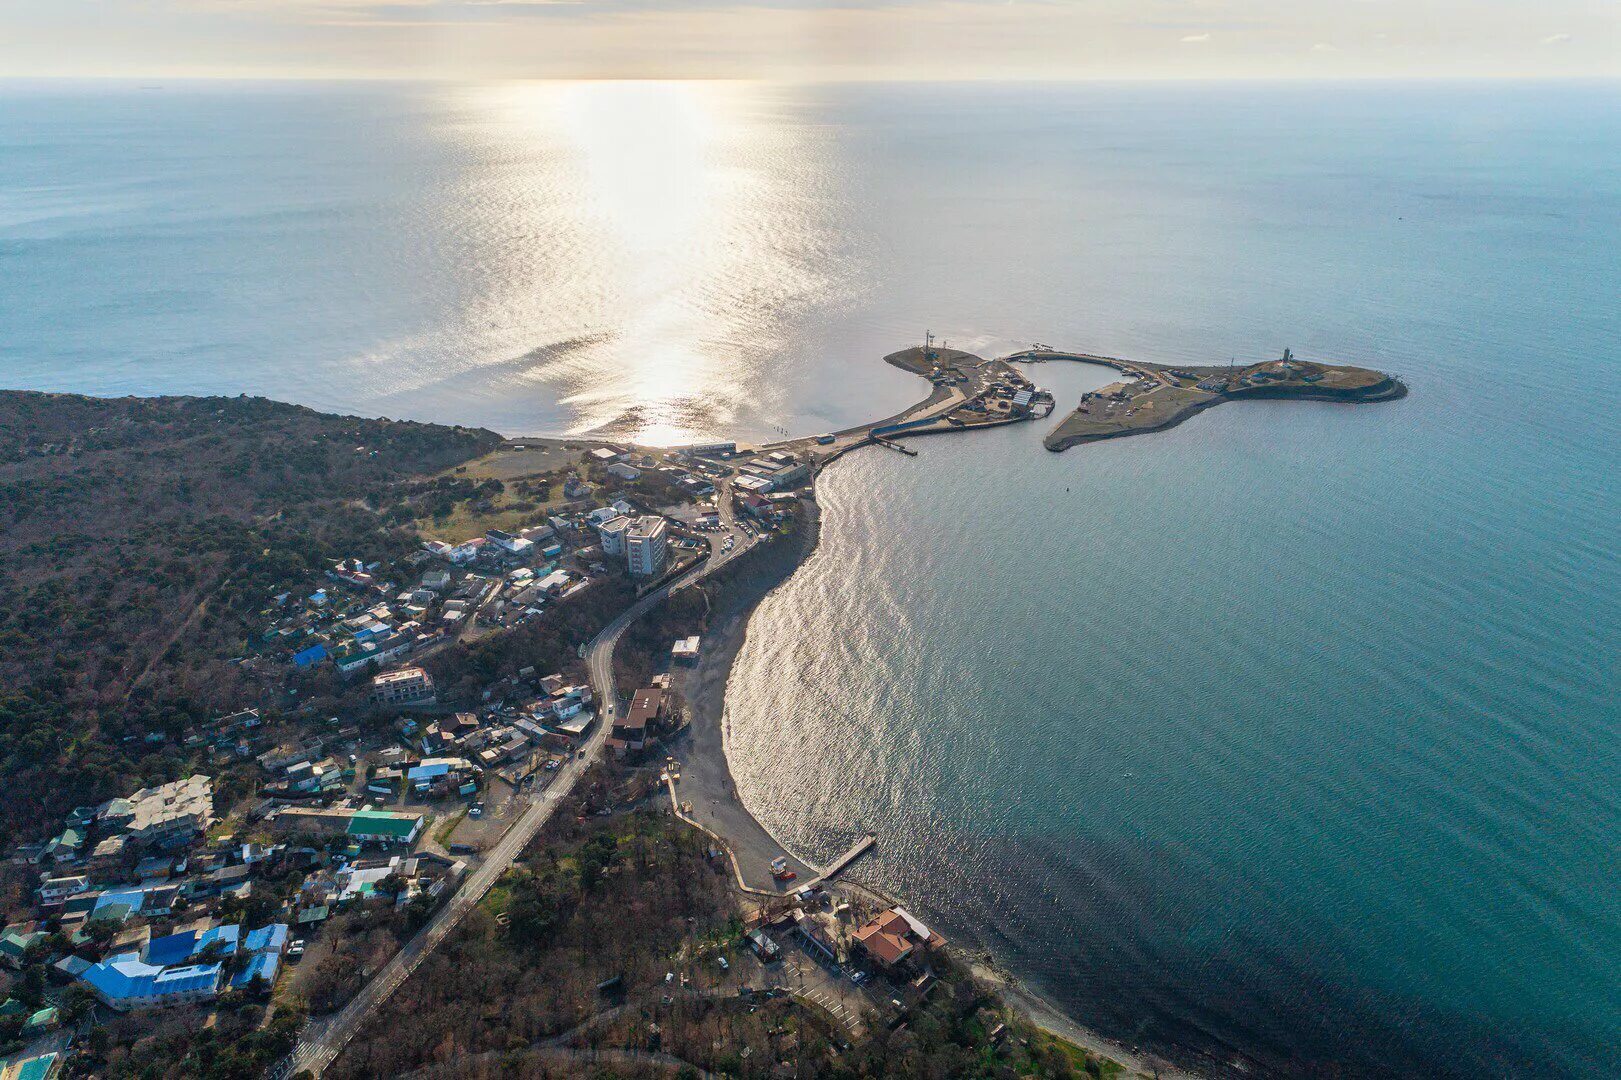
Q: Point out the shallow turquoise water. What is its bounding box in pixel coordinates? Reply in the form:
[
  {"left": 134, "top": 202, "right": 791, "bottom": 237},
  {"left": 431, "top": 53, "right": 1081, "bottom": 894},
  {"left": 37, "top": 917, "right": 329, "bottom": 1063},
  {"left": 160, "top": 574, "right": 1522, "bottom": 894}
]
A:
[{"left": 3, "top": 79, "right": 1618, "bottom": 1077}]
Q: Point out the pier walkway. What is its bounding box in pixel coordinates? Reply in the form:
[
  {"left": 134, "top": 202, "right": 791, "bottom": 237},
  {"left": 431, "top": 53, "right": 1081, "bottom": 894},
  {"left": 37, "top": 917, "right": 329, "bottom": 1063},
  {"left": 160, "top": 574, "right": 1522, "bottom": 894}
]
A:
[
  {"left": 664, "top": 772, "right": 876, "bottom": 896},
  {"left": 807, "top": 834, "right": 877, "bottom": 887}
]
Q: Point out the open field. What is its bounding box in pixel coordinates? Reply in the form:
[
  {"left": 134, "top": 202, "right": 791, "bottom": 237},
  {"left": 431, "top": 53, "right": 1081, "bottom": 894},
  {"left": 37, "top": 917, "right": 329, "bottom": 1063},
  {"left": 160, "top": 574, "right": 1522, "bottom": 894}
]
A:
[
  {"left": 409, "top": 442, "right": 591, "bottom": 539},
  {"left": 455, "top": 440, "right": 586, "bottom": 482}
]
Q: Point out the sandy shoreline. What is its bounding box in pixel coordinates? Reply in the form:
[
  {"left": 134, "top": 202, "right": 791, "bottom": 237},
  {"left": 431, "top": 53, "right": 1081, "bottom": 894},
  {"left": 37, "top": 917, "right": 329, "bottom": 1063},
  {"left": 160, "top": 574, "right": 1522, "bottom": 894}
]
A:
[
  {"left": 667, "top": 449, "right": 1197, "bottom": 1078},
  {"left": 668, "top": 496, "right": 825, "bottom": 891}
]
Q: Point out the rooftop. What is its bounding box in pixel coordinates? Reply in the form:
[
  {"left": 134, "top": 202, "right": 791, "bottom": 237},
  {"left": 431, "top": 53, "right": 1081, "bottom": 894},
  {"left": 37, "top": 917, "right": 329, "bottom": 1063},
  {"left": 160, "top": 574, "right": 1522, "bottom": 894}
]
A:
[
  {"left": 372, "top": 666, "right": 430, "bottom": 687},
  {"left": 346, "top": 810, "right": 422, "bottom": 840},
  {"left": 621, "top": 687, "right": 665, "bottom": 732},
  {"left": 123, "top": 775, "right": 213, "bottom": 839}
]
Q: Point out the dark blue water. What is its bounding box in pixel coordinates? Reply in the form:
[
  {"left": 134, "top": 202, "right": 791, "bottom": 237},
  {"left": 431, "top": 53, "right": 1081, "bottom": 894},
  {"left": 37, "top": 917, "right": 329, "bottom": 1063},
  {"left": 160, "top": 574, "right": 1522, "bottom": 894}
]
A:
[{"left": 4, "top": 79, "right": 1618, "bottom": 1077}]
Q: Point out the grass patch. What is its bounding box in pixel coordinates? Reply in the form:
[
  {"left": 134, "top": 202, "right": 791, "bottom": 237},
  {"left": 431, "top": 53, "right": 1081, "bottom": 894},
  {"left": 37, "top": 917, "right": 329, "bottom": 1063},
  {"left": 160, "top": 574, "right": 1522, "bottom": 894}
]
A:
[
  {"left": 433, "top": 809, "right": 467, "bottom": 846},
  {"left": 411, "top": 498, "right": 562, "bottom": 544},
  {"left": 480, "top": 881, "right": 514, "bottom": 917}
]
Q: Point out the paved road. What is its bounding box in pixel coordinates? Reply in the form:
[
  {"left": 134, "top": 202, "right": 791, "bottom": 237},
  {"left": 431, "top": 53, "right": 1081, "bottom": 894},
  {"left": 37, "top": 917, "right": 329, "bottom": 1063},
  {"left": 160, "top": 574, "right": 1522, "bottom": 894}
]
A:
[{"left": 280, "top": 512, "right": 757, "bottom": 1078}]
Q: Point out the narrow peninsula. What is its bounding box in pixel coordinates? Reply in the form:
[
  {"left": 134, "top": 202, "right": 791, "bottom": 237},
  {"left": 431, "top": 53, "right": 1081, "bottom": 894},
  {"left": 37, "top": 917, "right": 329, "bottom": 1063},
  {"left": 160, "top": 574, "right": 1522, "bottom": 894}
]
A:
[
  {"left": 777, "top": 342, "right": 1404, "bottom": 470},
  {"left": 1026, "top": 348, "right": 1406, "bottom": 452}
]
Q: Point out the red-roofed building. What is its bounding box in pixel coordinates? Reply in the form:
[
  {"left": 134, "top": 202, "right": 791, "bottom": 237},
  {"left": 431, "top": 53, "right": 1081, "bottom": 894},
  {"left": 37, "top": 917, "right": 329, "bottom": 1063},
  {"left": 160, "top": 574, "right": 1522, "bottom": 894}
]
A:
[{"left": 852, "top": 907, "right": 944, "bottom": 969}]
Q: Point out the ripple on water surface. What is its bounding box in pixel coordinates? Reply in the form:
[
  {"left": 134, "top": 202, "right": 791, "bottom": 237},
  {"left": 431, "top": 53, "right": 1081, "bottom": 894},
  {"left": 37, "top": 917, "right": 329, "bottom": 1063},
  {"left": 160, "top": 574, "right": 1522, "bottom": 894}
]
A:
[{"left": 724, "top": 353, "right": 1620, "bottom": 1077}]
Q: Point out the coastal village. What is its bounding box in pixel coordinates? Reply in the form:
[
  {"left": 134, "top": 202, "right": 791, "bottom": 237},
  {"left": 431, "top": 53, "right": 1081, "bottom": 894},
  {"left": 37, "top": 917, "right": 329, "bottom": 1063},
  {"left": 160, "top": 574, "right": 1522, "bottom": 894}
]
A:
[
  {"left": 0, "top": 342, "right": 1400, "bottom": 1078},
  {"left": 0, "top": 425, "right": 997, "bottom": 1079}
]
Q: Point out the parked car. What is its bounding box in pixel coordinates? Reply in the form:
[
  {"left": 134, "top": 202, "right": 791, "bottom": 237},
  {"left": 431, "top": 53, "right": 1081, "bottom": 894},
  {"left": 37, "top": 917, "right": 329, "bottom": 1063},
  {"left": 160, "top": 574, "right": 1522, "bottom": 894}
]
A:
[{"left": 469, "top": 803, "right": 484, "bottom": 818}]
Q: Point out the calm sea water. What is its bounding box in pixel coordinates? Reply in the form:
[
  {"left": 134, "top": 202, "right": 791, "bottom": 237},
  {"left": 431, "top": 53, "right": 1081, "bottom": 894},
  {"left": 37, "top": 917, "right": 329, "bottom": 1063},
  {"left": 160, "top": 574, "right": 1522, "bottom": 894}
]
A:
[{"left": 4, "top": 80, "right": 1619, "bottom": 1077}]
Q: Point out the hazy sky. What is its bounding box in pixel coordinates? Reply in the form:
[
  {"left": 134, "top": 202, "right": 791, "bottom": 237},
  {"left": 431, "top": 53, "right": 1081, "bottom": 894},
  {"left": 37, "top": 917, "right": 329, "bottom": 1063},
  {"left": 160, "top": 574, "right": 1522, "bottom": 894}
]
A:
[{"left": 2, "top": 0, "right": 1617, "bottom": 80}]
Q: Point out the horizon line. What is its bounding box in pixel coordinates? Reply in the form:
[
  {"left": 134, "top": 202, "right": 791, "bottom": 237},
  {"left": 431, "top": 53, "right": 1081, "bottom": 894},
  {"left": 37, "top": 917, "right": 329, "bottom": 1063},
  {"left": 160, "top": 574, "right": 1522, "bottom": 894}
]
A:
[{"left": 3, "top": 72, "right": 1620, "bottom": 85}]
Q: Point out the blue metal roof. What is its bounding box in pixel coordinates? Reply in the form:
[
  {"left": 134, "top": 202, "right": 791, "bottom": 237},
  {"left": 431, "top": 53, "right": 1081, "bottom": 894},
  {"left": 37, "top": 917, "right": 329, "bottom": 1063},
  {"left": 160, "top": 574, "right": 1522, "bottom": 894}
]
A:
[
  {"left": 82, "top": 953, "right": 222, "bottom": 1004},
  {"left": 143, "top": 931, "right": 196, "bottom": 968},
  {"left": 243, "top": 923, "right": 288, "bottom": 954},
  {"left": 94, "top": 888, "right": 147, "bottom": 915},
  {"left": 195, "top": 923, "right": 241, "bottom": 956},
  {"left": 407, "top": 762, "right": 452, "bottom": 781},
  {"left": 155, "top": 963, "right": 223, "bottom": 995},
  {"left": 293, "top": 643, "right": 328, "bottom": 667},
  {"left": 230, "top": 951, "right": 281, "bottom": 990},
  {"left": 145, "top": 922, "right": 241, "bottom": 967}
]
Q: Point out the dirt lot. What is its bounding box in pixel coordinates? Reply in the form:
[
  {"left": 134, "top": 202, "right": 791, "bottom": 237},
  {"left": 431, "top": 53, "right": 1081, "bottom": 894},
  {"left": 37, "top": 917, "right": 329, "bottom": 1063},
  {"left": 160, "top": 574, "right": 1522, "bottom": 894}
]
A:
[{"left": 442, "top": 774, "right": 539, "bottom": 852}]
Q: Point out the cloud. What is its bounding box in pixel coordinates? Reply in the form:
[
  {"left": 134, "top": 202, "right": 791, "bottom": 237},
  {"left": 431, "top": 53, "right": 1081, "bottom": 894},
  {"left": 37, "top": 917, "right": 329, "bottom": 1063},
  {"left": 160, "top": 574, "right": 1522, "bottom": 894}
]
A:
[
  {"left": 1310, "top": 42, "right": 1337, "bottom": 52},
  {"left": 1179, "top": 33, "right": 1209, "bottom": 43},
  {"left": 1540, "top": 32, "right": 1571, "bottom": 45}
]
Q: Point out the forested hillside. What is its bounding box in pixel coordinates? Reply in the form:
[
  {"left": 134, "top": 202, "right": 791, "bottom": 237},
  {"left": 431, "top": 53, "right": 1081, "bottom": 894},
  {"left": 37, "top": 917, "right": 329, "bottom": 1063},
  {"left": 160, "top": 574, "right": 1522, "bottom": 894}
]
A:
[{"left": 0, "top": 390, "right": 501, "bottom": 844}]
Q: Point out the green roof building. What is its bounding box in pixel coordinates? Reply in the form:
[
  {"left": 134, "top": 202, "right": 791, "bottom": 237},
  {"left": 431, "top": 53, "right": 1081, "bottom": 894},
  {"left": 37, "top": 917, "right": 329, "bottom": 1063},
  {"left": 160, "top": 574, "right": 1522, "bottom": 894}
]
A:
[
  {"left": 345, "top": 811, "right": 422, "bottom": 845},
  {"left": 3, "top": 1051, "right": 63, "bottom": 1080},
  {"left": 22, "top": 1006, "right": 58, "bottom": 1036}
]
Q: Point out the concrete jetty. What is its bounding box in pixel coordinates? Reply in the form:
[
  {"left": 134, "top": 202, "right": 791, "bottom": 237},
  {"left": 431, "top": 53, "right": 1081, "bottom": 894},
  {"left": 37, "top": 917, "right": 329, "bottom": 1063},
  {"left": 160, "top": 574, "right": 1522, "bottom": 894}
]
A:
[{"left": 806, "top": 833, "right": 877, "bottom": 888}]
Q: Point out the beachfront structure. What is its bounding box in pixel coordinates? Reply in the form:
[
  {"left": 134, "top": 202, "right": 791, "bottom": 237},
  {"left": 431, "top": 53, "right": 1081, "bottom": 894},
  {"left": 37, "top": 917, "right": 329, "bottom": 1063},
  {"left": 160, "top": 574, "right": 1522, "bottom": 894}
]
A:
[
  {"left": 609, "top": 687, "right": 665, "bottom": 756},
  {"left": 681, "top": 441, "right": 736, "bottom": 458},
  {"left": 625, "top": 516, "right": 669, "bottom": 578},
  {"left": 596, "top": 515, "right": 631, "bottom": 557},
  {"left": 770, "top": 461, "right": 811, "bottom": 489},
  {"left": 672, "top": 636, "right": 701, "bottom": 663},
  {"left": 852, "top": 906, "right": 945, "bottom": 969},
  {"left": 371, "top": 666, "right": 435, "bottom": 706}
]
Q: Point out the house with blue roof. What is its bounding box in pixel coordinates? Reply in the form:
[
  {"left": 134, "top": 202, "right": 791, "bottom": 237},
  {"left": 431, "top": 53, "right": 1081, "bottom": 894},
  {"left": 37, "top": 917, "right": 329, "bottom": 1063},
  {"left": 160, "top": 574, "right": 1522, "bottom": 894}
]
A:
[
  {"left": 144, "top": 923, "right": 240, "bottom": 967},
  {"left": 79, "top": 920, "right": 289, "bottom": 1009},
  {"left": 92, "top": 888, "right": 148, "bottom": 919},
  {"left": 230, "top": 951, "right": 281, "bottom": 992},
  {"left": 82, "top": 954, "right": 223, "bottom": 1010},
  {"left": 292, "top": 643, "right": 328, "bottom": 668},
  {"left": 242, "top": 924, "right": 288, "bottom": 954}
]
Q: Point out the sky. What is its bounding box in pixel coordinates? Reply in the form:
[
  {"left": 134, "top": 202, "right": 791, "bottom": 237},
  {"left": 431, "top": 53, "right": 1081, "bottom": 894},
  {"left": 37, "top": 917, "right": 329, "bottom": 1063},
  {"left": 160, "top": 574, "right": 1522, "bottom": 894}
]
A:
[{"left": 1, "top": 0, "right": 1617, "bottom": 80}]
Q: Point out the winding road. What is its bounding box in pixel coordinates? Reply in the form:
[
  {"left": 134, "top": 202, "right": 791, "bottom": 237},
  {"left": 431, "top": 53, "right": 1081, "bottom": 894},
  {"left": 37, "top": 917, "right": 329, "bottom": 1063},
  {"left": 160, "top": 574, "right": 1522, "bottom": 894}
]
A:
[{"left": 279, "top": 508, "right": 757, "bottom": 1078}]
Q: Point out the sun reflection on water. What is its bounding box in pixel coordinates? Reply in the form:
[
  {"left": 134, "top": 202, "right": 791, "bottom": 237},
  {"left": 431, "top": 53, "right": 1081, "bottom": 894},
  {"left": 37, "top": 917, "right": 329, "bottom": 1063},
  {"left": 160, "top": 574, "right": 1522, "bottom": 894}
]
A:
[{"left": 449, "top": 80, "right": 835, "bottom": 444}]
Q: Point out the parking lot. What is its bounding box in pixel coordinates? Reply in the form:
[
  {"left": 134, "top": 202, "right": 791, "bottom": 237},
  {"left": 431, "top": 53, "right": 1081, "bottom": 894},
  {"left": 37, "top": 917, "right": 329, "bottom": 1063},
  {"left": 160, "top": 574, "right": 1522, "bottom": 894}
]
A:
[{"left": 735, "top": 924, "right": 876, "bottom": 1039}]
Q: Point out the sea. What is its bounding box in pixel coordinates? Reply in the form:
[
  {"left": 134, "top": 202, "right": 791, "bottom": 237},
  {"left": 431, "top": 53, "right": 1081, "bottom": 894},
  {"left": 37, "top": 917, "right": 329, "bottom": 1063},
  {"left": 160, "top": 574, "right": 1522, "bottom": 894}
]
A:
[{"left": 2, "top": 79, "right": 1617, "bottom": 1077}]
